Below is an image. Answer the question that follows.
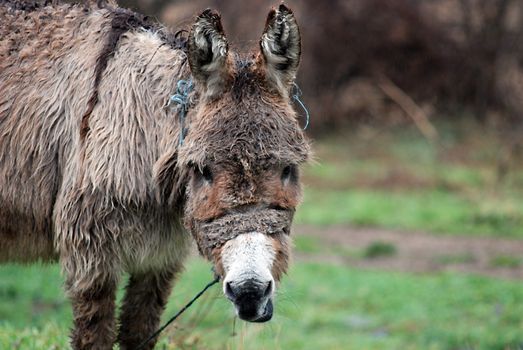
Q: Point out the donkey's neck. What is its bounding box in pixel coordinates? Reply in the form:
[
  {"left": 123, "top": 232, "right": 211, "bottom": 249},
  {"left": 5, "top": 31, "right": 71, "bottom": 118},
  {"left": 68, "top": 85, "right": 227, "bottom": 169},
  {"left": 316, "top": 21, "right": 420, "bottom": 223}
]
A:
[{"left": 76, "top": 23, "right": 191, "bottom": 206}]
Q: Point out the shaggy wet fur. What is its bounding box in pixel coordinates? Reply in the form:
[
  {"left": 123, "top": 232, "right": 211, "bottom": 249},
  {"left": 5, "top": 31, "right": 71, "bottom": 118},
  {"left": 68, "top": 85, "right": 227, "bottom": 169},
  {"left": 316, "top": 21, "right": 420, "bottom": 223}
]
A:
[{"left": 0, "top": 1, "right": 309, "bottom": 348}]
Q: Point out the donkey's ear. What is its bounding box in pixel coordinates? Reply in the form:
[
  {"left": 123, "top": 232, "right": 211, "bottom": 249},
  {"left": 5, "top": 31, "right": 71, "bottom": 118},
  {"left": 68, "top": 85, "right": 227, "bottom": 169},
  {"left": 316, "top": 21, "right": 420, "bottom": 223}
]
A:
[
  {"left": 259, "top": 4, "right": 301, "bottom": 97},
  {"left": 188, "top": 9, "right": 231, "bottom": 97}
]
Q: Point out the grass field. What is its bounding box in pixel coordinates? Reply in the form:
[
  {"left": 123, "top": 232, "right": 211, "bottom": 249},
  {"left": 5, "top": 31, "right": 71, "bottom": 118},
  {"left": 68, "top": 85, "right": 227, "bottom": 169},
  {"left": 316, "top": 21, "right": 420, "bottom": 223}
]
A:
[
  {"left": 1, "top": 121, "right": 523, "bottom": 349},
  {"left": 297, "top": 121, "right": 523, "bottom": 237},
  {"left": 2, "top": 258, "right": 523, "bottom": 350}
]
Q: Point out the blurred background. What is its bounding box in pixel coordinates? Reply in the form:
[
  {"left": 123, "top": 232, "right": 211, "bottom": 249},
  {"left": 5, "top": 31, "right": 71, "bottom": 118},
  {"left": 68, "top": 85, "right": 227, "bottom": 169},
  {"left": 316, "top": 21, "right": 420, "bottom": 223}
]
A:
[{"left": 2, "top": 0, "right": 523, "bottom": 349}]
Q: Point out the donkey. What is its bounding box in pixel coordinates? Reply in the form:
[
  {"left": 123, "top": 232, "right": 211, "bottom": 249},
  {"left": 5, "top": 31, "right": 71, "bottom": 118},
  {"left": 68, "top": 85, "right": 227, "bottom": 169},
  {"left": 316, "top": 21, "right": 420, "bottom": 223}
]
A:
[{"left": 0, "top": 0, "right": 310, "bottom": 348}]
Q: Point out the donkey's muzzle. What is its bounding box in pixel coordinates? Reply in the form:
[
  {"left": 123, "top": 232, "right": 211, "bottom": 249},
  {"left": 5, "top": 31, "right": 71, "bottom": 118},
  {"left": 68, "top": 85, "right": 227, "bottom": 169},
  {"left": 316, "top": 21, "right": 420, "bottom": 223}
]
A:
[
  {"left": 225, "top": 279, "right": 273, "bottom": 322},
  {"left": 192, "top": 208, "right": 293, "bottom": 261}
]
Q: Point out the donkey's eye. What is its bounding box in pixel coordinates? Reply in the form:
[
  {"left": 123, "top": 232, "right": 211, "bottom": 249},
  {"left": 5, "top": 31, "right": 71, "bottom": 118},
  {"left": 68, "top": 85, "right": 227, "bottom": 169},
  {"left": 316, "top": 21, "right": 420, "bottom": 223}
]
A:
[
  {"left": 194, "top": 165, "right": 213, "bottom": 184},
  {"left": 281, "top": 165, "right": 297, "bottom": 183}
]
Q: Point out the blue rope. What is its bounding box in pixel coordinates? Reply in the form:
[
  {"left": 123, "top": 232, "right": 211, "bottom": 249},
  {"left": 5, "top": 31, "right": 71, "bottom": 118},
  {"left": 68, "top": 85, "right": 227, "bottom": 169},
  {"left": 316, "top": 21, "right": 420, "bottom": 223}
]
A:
[
  {"left": 168, "top": 78, "right": 194, "bottom": 145},
  {"left": 292, "top": 82, "right": 310, "bottom": 130},
  {"left": 168, "top": 79, "right": 308, "bottom": 142}
]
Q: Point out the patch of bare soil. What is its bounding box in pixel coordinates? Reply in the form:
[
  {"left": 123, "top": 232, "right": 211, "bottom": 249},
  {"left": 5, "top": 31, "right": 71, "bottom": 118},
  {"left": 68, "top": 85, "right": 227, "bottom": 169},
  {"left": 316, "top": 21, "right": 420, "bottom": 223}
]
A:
[{"left": 295, "top": 225, "right": 523, "bottom": 279}]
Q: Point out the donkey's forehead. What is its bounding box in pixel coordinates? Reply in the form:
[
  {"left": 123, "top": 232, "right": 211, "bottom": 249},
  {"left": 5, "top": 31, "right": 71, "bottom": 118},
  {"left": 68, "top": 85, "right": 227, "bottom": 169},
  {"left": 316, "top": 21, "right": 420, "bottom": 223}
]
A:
[
  {"left": 216, "top": 154, "right": 296, "bottom": 171},
  {"left": 180, "top": 133, "right": 309, "bottom": 167},
  {"left": 179, "top": 101, "right": 309, "bottom": 167},
  {"left": 229, "top": 58, "right": 263, "bottom": 100}
]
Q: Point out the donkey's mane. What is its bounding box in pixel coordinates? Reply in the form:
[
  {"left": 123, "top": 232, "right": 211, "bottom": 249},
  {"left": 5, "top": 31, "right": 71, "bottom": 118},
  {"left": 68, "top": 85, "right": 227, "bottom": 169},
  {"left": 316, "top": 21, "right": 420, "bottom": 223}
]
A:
[
  {"left": 2, "top": 0, "right": 190, "bottom": 137},
  {"left": 0, "top": 0, "right": 45, "bottom": 11},
  {"left": 77, "top": 3, "right": 189, "bottom": 141},
  {"left": 1, "top": 0, "right": 188, "bottom": 46},
  {"left": 1, "top": 0, "right": 189, "bottom": 131}
]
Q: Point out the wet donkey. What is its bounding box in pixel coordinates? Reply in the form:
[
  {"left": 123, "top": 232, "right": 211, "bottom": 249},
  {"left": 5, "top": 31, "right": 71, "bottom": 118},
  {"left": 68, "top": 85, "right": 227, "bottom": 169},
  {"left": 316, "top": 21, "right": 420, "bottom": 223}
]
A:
[{"left": 0, "top": 1, "right": 309, "bottom": 349}]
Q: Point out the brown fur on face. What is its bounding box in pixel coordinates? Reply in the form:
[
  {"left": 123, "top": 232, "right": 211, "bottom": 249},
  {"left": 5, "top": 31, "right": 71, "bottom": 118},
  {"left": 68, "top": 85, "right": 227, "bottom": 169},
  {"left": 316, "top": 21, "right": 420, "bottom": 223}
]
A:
[
  {"left": 270, "top": 234, "right": 291, "bottom": 282},
  {"left": 179, "top": 62, "right": 309, "bottom": 169}
]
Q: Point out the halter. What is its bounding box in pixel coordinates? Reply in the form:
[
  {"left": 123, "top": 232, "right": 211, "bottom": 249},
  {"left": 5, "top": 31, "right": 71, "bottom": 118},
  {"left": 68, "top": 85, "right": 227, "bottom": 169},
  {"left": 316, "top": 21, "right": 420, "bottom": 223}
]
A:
[{"left": 192, "top": 208, "right": 294, "bottom": 261}]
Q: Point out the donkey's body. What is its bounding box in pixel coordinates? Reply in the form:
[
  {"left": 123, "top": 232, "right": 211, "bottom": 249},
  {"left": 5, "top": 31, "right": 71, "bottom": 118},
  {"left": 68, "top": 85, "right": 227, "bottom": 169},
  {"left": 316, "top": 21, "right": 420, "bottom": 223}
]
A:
[
  {"left": 1, "top": 3, "right": 192, "bottom": 346},
  {"left": 1, "top": 1, "right": 308, "bottom": 349},
  {"left": 0, "top": 1, "right": 189, "bottom": 267}
]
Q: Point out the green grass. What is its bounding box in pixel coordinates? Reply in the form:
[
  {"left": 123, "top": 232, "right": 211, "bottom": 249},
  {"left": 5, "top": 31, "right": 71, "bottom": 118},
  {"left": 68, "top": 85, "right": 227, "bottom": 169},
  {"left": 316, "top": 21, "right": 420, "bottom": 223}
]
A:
[
  {"left": 293, "top": 235, "right": 323, "bottom": 254},
  {"left": 297, "top": 122, "right": 523, "bottom": 237},
  {"left": 364, "top": 241, "right": 397, "bottom": 258},
  {"left": 294, "top": 235, "right": 357, "bottom": 257},
  {"left": 434, "top": 253, "right": 477, "bottom": 265},
  {"left": 1, "top": 259, "right": 523, "bottom": 350},
  {"left": 296, "top": 188, "right": 523, "bottom": 237},
  {"left": 490, "top": 255, "right": 522, "bottom": 268}
]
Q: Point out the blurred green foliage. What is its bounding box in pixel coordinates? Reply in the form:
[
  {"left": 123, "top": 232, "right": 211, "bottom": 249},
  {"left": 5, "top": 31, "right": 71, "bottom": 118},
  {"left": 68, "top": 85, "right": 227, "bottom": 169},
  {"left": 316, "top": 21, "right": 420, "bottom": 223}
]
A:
[
  {"left": 297, "top": 121, "right": 523, "bottom": 237},
  {"left": 490, "top": 255, "right": 522, "bottom": 268},
  {"left": 364, "top": 241, "right": 397, "bottom": 258}
]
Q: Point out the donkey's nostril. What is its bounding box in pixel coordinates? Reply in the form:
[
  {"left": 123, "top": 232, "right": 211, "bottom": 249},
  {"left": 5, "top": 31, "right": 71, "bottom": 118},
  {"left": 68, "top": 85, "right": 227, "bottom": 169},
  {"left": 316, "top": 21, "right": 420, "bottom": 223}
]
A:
[
  {"left": 225, "top": 281, "right": 236, "bottom": 300},
  {"left": 263, "top": 280, "right": 273, "bottom": 297},
  {"left": 225, "top": 279, "right": 272, "bottom": 303}
]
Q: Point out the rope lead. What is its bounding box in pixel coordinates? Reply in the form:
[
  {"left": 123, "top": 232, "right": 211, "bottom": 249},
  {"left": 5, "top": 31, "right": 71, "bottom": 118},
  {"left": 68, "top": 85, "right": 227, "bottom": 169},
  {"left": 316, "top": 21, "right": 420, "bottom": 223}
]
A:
[{"left": 135, "top": 276, "right": 220, "bottom": 350}]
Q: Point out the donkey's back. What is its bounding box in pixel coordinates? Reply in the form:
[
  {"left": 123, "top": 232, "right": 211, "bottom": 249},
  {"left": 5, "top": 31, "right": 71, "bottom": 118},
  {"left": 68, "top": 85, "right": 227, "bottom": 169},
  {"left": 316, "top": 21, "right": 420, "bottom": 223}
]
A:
[{"left": 0, "top": 1, "right": 109, "bottom": 261}]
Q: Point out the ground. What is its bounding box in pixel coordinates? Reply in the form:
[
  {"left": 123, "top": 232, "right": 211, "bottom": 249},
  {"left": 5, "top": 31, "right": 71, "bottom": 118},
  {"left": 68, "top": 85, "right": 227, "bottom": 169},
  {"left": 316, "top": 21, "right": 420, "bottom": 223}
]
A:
[
  {"left": 2, "top": 241, "right": 523, "bottom": 350},
  {"left": 296, "top": 225, "right": 523, "bottom": 279}
]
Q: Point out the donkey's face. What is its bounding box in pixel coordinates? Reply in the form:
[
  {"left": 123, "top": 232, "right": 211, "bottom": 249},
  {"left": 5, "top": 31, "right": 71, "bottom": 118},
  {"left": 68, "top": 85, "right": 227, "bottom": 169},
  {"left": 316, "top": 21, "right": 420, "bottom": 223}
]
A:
[{"left": 179, "top": 5, "right": 309, "bottom": 323}]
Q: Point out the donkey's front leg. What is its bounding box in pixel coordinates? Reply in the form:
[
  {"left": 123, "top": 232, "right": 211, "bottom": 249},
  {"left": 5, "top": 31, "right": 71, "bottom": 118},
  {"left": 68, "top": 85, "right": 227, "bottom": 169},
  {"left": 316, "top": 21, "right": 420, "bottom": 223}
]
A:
[
  {"left": 118, "top": 267, "right": 179, "bottom": 350},
  {"left": 67, "top": 275, "right": 119, "bottom": 350}
]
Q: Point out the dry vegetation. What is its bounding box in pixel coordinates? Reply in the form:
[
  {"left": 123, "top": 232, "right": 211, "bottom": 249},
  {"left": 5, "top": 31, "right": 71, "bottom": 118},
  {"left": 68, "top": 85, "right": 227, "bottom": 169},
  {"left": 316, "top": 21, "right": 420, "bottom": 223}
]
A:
[{"left": 120, "top": 0, "right": 523, "bottom": 133}]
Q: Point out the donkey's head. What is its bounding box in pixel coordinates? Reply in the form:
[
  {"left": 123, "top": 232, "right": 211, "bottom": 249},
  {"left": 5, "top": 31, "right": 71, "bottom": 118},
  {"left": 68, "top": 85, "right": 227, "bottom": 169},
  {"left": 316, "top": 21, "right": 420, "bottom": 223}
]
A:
[{"left": 178, "top": 4, "right": 309, "bottom": 323}]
